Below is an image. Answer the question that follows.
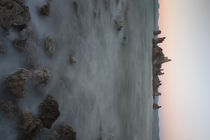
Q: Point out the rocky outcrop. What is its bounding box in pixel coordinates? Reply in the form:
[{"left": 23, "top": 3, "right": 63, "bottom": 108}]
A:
[
  {"left": 0, "top": 0, "right": 30, "bottom": 30},
  {"left": 47, "top": 125, "right": 76, "bottom": 140},
  {"left": 5, "top": 69, "right": 30, "bottom": 98},
  {"left": 40, "top": 3, "right": 50, "bottom": 16},
  {"left": 0, "top": 100, "right": 20, "bottom": 118},
  {"left": 12, "top": 39, "right": 27, "bottom": 52},
  {"left": 39, "top": 95, "right": 60, "bottom": 129},
  {"left": 33, "top": 68, "right": 51, "bottom": 87},
  {"left": 18, "top": 112, "right": 43, "bottom": 140},
  {"left": 44, "top": 36, "right": 56, "bottom": 57}
]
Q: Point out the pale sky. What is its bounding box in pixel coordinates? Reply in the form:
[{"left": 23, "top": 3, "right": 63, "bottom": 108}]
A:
[{"left": 159, "top": 0, "right": 210, "bottom": 140}]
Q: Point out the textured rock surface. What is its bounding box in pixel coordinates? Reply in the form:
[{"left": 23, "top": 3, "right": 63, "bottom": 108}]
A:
[
  {"left": 5, "top": 69, "right": 30, "bottom": 98},
  {"left": 12, "top": 39, "right": 27, "bottom": 52},
  {"left": 18, "top": 112, "right": 43, "bottom": 140},
  {"left": 44, "top": 37, "right": 56, "bottom": 57},
  {"left": 39, "top": 95, "right": 60, "bottom": 129},
  {"left": 40, "top": 3, "right": 50, "bottom": 16},
  {"left": 0, "top": 100, "right": 19, "bottom": 118},
  {"left": 0, "top": 0, "right": 30, "bottom": 30},
  {"left": 33, "top": 68, "right": 50, "bottom": 87},
  {"left": 48, "top": 125, "right": 76, "bottom": 140}
]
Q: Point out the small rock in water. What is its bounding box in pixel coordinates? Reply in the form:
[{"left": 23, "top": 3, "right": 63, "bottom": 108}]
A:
[
  {"left": 39, "top": 95, "right": 60, "bottom": 129},
  {"left": 40, "top": 2, "right": 50, "bottom": 16},
  {"left": 0, "top": 0, "right": 31, "bottom": 30},
  {"left": 18, "top": 112, "right": 43, "bottom": 140},
  {"left": 115, "top": 17, "right": 126, "bottom": 31},
  {"left": 0, "top": 44, "right": 5, "bottom": 54},
  {"left": 0, "top": 100, "right": 20, "bottom": 119},
  {"left": 12, "top": 39, "right": 27, "bottom": 52},
  {"left": 33, "top": 67, "right": 51, "bottom": 87},
  {"left": 44, "top": 36, "right": 56, "bottom": 57},
  {"left": 5, "top": 68, "right": 30, "bottom": 98},
  {"left": 69, "top": 56, "right": 76, "bottom": 64},
  {"left": 47, "top": 125, "right": 76, "bottom": 140}
]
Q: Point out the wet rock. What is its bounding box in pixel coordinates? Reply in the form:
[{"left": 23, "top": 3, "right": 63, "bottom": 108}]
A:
[
  {"left": 40, "top": 3, "right": 50, "bottom": 16},
  {"left": 5, "top": 68, "right": 30, "bottom": 98},
  {"left": 72, "top": 1, "right": 78, "bottom": 16},
  {"left": 0, "top": 0, "right": 31, "bottom": 30},
  {"left": 12, "top": 39, "right": 27, "bottom": 52},
  {"left": 33, "top": 68, "right": 51, "bottom": 87},
  {"left": 0, "top": 44, "right": 5, "bottom": 54},
  {"left": 0, "top": 100, "right": 19, "bottom": 118},
  {"left": 69, "top": 56, "right": 76, "bottom": 64},
  {"left": 44, "top": 36, "right": 56, "bottom": 57},
  {"left": 48, "top": 125, "right": 76, "bottom": 140},
  {"left": 39, "top": 95, "right": 60, "bottom": 129},
  {"left": 115, "top": 17, "right": 126, "bottom": 31},
  {"left": 153, "top": 103, "right": 161, "bottom": 110},
  {"left": 18, "top": 112, "right": 43, "bottom": 140}
]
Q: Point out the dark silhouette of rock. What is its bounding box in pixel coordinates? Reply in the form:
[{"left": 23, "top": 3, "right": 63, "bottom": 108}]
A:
[
  {"left": 47, "top": 125, "right": 76, "bottom": 140},
  {"left": 39, "top": 95, "right": 60, "bottom": 129},
  {"left": 33, "top": 68, "right": 51, "bottom": 87},
  {"left": 0, "top": 0, "right": 31, "bottom": 30},
  {"left": 153, "top": 103, "right": 161, "bottom": 110},
  {"left": 5, "top": 68, "right": 30, "bottom": 98},
  {"left": 153, "top": 30, "right": 161, "bottom": 36},
  {"left": 0, "top": 100, "right": 20, "bottom": 119},
  {"left": 152, "top": 37, "right": 166, "bottom": 44},
  {"left": 12, "top": 39, "right": 27, "bottom": 52},
  {"left": 18, "top": 112, "right": 43, "bottom": 140},
  {"left": 0, "top": 44, "right": 5, "bottom": 54},
  {"left": 72, "top": 1, "right": 78, "bottom": 16},
  {"left": 40, "top": 3, "right": 50, "bottom": 16},
  {"left": 69, "top": 56, "right": 76, "bottom": 64},
  {"left": 44, "top": 36, "right": 56, "bottom": 57},
  {"left": 115, "top": 17, "right": 126, "bottom": 31}
]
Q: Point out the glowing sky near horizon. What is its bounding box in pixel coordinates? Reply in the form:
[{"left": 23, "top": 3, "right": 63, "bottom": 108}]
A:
[{"left": 158, "top": 0, "right": 210, "bottom": 140}]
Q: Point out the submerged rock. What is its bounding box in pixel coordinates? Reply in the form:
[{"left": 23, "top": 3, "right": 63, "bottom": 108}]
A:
[
  {"left": 40, "top": 3, "right": 50, "bottom": 16},
  {"left": 39, "top": 95, "right": 60, "bottom": 129},
  {"left": 33, "top": 68, "right": 51, "bottom": 87},
  {"left": 48, "top": 125, "right": 76, "bottom": 140},
  {"left": 0, "top": 100, "right": 19, "bottom": 119},
  {"left": 69, "top": 56, "right": 76, "bottom": 64},
  {"left": 44, "top": 36, "right": 56, "bottom": 57},
  {"left": 18, "top": 112, "right": 43, "bottom": 140},
  {"left": 0, "top": 0, "right": 30, "bottom": 30},
  {"left": 5, "top": 68, "right": 30, "bottom": 98},
  {"left": 12, "top": 39, "right": 27, "bottom": 52}
]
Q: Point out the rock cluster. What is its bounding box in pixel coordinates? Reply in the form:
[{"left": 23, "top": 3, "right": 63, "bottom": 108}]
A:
[
  {"left": 48, "top": 125, "right": 76, "bottom": 140},
  {"left": 39, "top": 95, "right": 60, "bottom": 129},
  {"left": 152, "top": 30, "right": 171, "bottom": 110},
  {"left": 0, "top": 100, "right": 19, "bottom": 118},
  {"left": 18, "top": 112, "right": 43, "bottom": 140},
  {"left": 5, "top": 68, "right": 30, "bottom": 98},
  {"left": 0, "top": 0, "right": 30, "bottom": 30}
]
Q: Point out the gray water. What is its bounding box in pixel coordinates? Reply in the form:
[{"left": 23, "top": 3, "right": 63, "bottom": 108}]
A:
[{"left": 0, "top": 0, "right": 157, "bottom": 139}]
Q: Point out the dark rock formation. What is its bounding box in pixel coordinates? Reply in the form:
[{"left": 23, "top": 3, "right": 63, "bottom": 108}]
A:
[
  {"left": 39, "top": 95, "right": 60, "bottom": 129},
  {"left": 153, "top": 103, "right": 161, "bottom": 110},
  {"left": 153, "top": 30, "right": 161, "bottom": 36},
  {"left": 47, "top": 125, "right": 76, "bottom": 140},
  {"left": 18, "top": 112, "right": 43, "bottom": 140},
  {"left": 152, "top": 37, "right": 166, "bottom": 45},
  {"left": 0, "top": 0, "right": 30, "bottom": 30},
  {"left": 69, "top": 56, "right": 76, "bottom": 64},
  {"left": 33, "top": 68, "right": 50, "bottom": 87},
  {"left": 0, "top": 100, "right": 19, "bottom": 118},
  {"left": 12, "top": 39, "right": 27, "bottom": 52},
  {"left": 40, "top": 3, "right": 50, "bottom": 16},
  {"left": 44, "top": 36, "right": 56, "bottom": 57},
  {"left": 115, "top": 17, "right": 126, "bottom": 31},
  {"left": 5, "top": 68, "right": 30, "bottom": 98}
]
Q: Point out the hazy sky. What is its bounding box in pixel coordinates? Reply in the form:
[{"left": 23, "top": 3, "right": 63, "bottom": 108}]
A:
[{"left": 159, "top": 0, "right": 210, "bottom": 140}]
